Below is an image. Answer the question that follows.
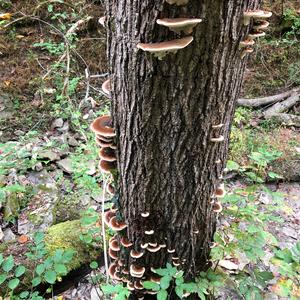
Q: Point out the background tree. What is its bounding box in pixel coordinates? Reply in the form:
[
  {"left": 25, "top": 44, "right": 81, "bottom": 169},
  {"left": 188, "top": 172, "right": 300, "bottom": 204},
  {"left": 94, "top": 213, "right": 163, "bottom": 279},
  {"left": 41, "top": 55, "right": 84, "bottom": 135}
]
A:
[{"left": 105, "top": 0, "right": 264, "bottom": 298}]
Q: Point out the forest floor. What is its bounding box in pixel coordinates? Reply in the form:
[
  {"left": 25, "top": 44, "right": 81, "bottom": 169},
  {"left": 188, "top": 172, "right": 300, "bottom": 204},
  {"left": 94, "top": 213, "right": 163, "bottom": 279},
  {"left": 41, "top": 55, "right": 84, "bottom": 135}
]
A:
[{"left": 0, "top": 0, "right": 300, "bottom": 299}]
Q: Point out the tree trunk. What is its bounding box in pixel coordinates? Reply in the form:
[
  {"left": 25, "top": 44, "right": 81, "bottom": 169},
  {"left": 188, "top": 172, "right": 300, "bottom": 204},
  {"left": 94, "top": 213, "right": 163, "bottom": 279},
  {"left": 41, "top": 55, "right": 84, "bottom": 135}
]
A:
[{"left": 106, "top": 0, "right": 261, "bottom": 297}]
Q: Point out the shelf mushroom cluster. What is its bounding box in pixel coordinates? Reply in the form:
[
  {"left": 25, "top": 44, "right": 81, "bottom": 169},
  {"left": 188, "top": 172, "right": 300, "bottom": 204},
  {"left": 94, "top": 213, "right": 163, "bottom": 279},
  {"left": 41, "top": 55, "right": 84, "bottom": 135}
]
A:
[
  {"left": 240, "top": 9, "right": 272, "bottom": 58},
  {"left": 137, "top": 3, "right": 202, "bottom": 59}
]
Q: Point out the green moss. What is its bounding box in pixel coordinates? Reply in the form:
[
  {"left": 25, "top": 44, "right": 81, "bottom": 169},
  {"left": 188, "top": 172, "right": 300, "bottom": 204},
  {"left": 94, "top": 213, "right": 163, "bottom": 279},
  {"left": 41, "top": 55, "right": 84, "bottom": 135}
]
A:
[{"left": 45, "top": 220, "right": 100, "bottom": 271}]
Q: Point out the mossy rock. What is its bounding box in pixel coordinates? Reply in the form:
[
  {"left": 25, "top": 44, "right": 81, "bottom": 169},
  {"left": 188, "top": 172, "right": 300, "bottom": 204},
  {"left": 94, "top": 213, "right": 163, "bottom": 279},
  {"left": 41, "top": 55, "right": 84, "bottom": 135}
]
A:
[{"left": 45, "top": 220, "right": 100, "bottom": 271}]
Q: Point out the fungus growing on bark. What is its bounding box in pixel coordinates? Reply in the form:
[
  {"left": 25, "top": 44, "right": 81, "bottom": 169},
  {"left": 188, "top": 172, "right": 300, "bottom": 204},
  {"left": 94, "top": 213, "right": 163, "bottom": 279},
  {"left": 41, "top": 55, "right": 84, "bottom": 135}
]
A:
[
  {"left": 127, "top": 282, "right": 135, "bottom": 291},
  {"left": 239, "top": 39, "right": 255, "bottom": 48},
  {"left": 141, "top": 243, "right": 149, "bottom": 249},
  {"left": 212, "top": 123, "right": 224, "bottom": 129},
  {"left": 109, "top": 238, "right": 120, "bottom": 251},
  {"left": 145, "top": 230, "right": 154, "bottom": 235},
  {"left": 215, "top": 159, "right": 221, "bottom": 164},
  {"left": 147, "top": 245, "right": 161, "bottom": 252},
  {"left": 107, "top": 183, "right": 115, "bottom": 195},
  {"left": 109, "top": 216, "right": 127, "bottom": 231},
  {"left": 108, "top": 263, "right": 118, "bottom": 278},
  {"left": 148, "top": 242, "right": 158, "bottom": 247},
  {"left": 104, "top": 210, "right": 115, "bottom": 226},
  {"left": 130, "top": 250, "right": 144, "bottom": 259},
  {"left": 102, "top": 79, "right": 111, "bottom": 95},
  {"left": 141, "top": 212, "right": 150, "bottom": 217},
  {"left": 130, "top": 265, "right": 146, "bottom": 278},
  {"left": 98, "top": 16, "right": 106, "bottom": 26},
  {"left": 137, "top": 36, "right": 193, "bottom": 60},
  {"left": 212, "top": 201, "right": 223, "bottom": 213},
  {"left": 99, "top": 160, "right": 117, "bottom": 174},
  {"left": 99, "top": 147, "right": 117, "bottom": 162},
  {"left": 209, "top": 242, "right": 218, "bottom": 248},
  {"left": 241, "top": 47, "right": 254, "bottom": 59},
  {"left": 253, "top": 20, "right": 269, "bottom": 30},
  {"left": 134, "top": 280, "right": 144, "bottom": 290},
  {"left": 243, "top": 10, "right": 264, "bottom": 25},
  {"left": 122, "top": 267, "right": 129, "bottom": 275},
  {"left": 150, "top": 275, "right": 161, "bottom": 284},
  {"left": 95, "top": 136, "right": 114, "bottom": 148},
  {"left": 173, "top": 261, "right": 180, "bottom": 266},
  {"left": 156, "top": 18, "right": 202, "bottom": 34},
  {"left": 165, "top": 0, "right": 189, "bottom": 5},
  {"left": 167, "top": 248, "right": 176, "bottom": 253},
  {"left": 248, "top": 31, "right": 266, "bottom": 39},
  {"left": 109, "top": 248, "right": 119, "bottom": 260},
  {"left": 121, "top": 236, "right": 133, "bottom": 248},
  {"left": 215, "top": 183, "right": 226, "bottom": 198},
  {"left": 90, "top": 115, "right": 115, "bottom": 137},
  {"left": 210, "top": 135, "right": 224, "bottom": 142}
]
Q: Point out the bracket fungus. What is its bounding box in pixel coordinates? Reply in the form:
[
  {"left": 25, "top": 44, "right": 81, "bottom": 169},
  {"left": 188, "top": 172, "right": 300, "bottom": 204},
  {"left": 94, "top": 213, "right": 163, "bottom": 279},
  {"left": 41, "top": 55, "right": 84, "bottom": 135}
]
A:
[
  {"left": 137, "top": 36, "right": 193, "bottom": 60},
  {"left": 215, "top": 183, "right": 226, "bottom": 198},
  {"left": 130, "top": 250, "right": 144, "bottom": 259},
  {"left": 166, "top": 0, "right": 189, "bottom": 5},
  {"left": 141, "top": 212, "right": 150, "bottom": 217},
  {"left": 141, "top": 243, "right": 149, "bottom": 249},
  {"left": 239, "top": 39, "right": 255, "bottom": 48},
  {"left": 102, "top": 79, "right": 111, "bottom": 95},
  {"left": 98, "top": 16, "right": 106, "bottom": 27},
  {"left": 145, "top": 230, "right": 154, "bottom": 235},
  {"left": 150, "top": 275, "right": 161, "bottom": 284},
  {"left": 99, "top": 147, "right": 117, "bottom": 162},
  {"left": 130, "top": 265, "right": 146, "bottom": 278},
  {"left": 147, "top": 245, "right": 161, "bottom": 252},
  {"left": 243, "top": 10, "right": 271, "bottom": 25},
  {"left": 156, "top": 18, "right": 202, "bottom": 34},
  {"left": 104, "top": 210, "right": 115, "bottom": 226},
  {"left": 99, "top": 159, "right": 117, "bottom": 174},
  {"left": 108, "top": 263, "right": 119, "bottom": 278},
  {"left": 127, "top": 282, "right": 135, "bottom": 291},
  {"left": 107, "top": 183, "right": 115, "bottom": 195},
  {"left": 253, "top": 20, "right": 270, "bottom": 30},
  {"left": 241, "top": 47, "right": 254, "bottom": 59},
  {"left": 95, "top": 136, "right": 115, "bottom": 149},
  {"left": 134, "top": 280, "right": 144, "bottom": 290},
  {"left": 248, "top": 31, "right": 266, "bottom": 39},
  {"left": 173, "top": 261, "right": 180, "bottom": 267},
  {"left": 90, "top": 115, "right": 115, "bottom": 137},
  {"left": 212, "top": 123, "right": 224, "bottom": 129},
  {"left": 210, "top": 135, "right": 224, "bottom": 143},
  {"left": 109, "top": 216, "right": 127, "bottom": 231},
  {"left": 212, "top": 201, "right": 223, "bottom": 213},
  {"left": 121, "top": 236, "right": 133, "bottom": 248},
  {"left": 109, "top": 238, "right": 121, "bottom": 252},
  {"left": 167, "top": 248, "right": 176, "bottom": 253},
  {"left": 109, "top": 248, "right": 119, "bottom": 260}
]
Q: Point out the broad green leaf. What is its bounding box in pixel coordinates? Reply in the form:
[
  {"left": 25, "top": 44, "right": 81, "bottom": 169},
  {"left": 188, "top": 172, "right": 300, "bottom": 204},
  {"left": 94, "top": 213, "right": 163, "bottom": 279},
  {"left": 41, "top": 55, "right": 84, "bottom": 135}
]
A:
[
  {"left": 34, "top": 232, "right": 44, "bottom": 244},
  {"left": 102, "top": 284, "right": 118, "bottom": 294},
  {"left": 2, "top": 255, "right": 14, "bottom": 272},
  {"left": 0, "top": 254, "right": 3, "bottom": 265},
  {"left": 35, "top": 264, "right": 45, "bottom": 275},
  {"left": 54, "top": 263, "right": 67, "bottom": 275},
  {"left": 62, "top": 250, "right": 75, "bottom": 263},
  {"left": 0, "top": 273, "right": 7, "bottom": 284},
  {"left": 32, "top": 277, "right": 42, "bottom": 287},
  {"left": 157, "top": 289, "right": 168, "bottom": 300},
  {"left": 19, "top": 291, "right": 30, "bottom": 298},
  {"left": 8, "top": 278, "right": 20, "bottom": 290},
  {"left": 160, "top": 275, "right": 171, "bottom": 289},
  {"left": 15, "top": 265, "right": 26, "bottom": 277},
  {"left": 44, "top": 270, "right": 57, "bottom": 284},
  {"left": 152, "top": 267, "right": 169, "bottom": 276},
  {"left": 143, "top": 281, "right": 160, "bottom": 291},
  {"left": 226, "top": 160, "right": 240, "bottom": 171}
]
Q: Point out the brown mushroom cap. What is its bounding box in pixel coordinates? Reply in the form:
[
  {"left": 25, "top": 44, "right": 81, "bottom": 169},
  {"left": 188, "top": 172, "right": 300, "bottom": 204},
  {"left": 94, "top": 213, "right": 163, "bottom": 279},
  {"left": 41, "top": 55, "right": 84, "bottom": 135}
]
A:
[
  {"left": 99, "top": 16, "right": 106, "bottom": 26},
  {"left": 109, "top": 216, "right": 127, "bottom": 231},
  {"left": 99, "top": 147, "right": 117, "bottom": 162},
  {"left": 109, "top": 238, "right": 121, "bottom": 252},
  {"left": 104, "top": 210, "right": 115, "bottom": 226},
  {"left": 95, "top": 136, "right": 115, "bottom": 148},
  {"left": 96, "top": 134, "right": 113, "bottom": 143},
  {"left": 241, "top": 47, "right": 254, "bottom": 59},
  {"left": 127, "top": 282, "right": 135, "bottom": 291},
  {"left": 156, "top": 18, "right": 202, "bottom": 34},
  {"left": 150, "top": 275, "right": 161, "bottom": 284},
  {"left": 120, "top": 236, "right": 133, "bottom": 248},
  {"left": 130, "top": 249, "right": 144, "bottom": 259},
  {"left": 99, "top": 160, "right": 117, "bottom": 174},
  {"left": 239, "top": 39, "right": 255, "bottom": 48},
  {"left": 107, "top": 183, "right": 115, "bottom": 195},
  {"left": 215, "top": 183, "right": 226, "bottom": 198},
  {"left": 253, "top": 20, "right": 269, "bottom": 30},
  {"left": 109, "top": 248, "right": 119, "bottom": 260},
  {"left": 108, "top": 263, "right": 118, "bottom": 278},
  {"left": 248, "top": 31, "right": 266, "bottom": 39},
  {"left": 137, "top": 36, "right": 193, "bottom": 53},
  {"left": 147, "top": 245, "right": 161, "bottom": 252},
  {"left": 90, "top": 115, "right": 115, "bottom": 137},
  {"left": 212, "top": 201, "right": 223, "bottom": 213},
  {"left": 102, "top": 79, "right": 111, "bottom": 95},
  {"left": 130, "top": 265, "right": 146, "bottom": 278},
  {"left": 134, "top": 280, "right": 144, "bottom": 290}
]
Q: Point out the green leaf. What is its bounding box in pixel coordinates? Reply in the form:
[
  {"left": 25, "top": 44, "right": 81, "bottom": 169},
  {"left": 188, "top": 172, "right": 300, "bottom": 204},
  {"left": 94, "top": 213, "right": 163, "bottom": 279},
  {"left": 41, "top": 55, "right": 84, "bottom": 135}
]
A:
[
  {"left": 157, "top": 289, "right": 168, "bottom": 300},
  {"left": 160, "top": 275, "right": 171, "bottom": 289},
  {"left": 226, "top": 160, "right": 240, "bottom": 171},
  {"left": 8, "top": 278, "right": 20, "bottom": 290},
  {"left": 34, "top": 232, "right": 44, "bottom": 244},
  {"left": 32, "top": 277, "right": 42, "bottom": 287},
  {"left": 15, "top": 265, "right": 26, "bottom": 277},
  {"left": 143, "top": 281, "right": 160, "bottom": 291},
  {"left": 152, "top": 267, "right": 169, "bottom": 276},
  {"left": 175, "top": 286, "right": 184, "bottom": 298},
  {"left": 62, "top": 250, "right": 75, "bottom": 263},
  {"left": 19, "top": 291, "right": 30, "bottom": 299},
  {"left": 0, "top": 254, "right": 3, "bottom": 265},
  {"left": 54, "top": 263, "right": 67, "bottom": 275},
  {"left": 44, "top": 270, "right": 57, "bottom": 284},
  {"left": 0, "top": 273, "right": 8, "bottom": 284},
  {"left": 197, "top": 291, "right": 206, "bottom": 300},
  {"left": 90, "top": 261, "right": 98, "bottom": 269},
  {"left": 102, "top": 284, "right": 118, "bottom": 294},
  {"left": 35, "top": 264, "right": 45, "bottom": 275},
  {"left": 2, "top": 255, "right": 14, "bottom": 272}
]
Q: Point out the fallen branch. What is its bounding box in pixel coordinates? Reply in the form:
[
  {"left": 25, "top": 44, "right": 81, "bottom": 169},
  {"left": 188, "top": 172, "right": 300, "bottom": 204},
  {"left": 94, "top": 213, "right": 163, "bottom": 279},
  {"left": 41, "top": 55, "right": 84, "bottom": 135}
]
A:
[
  {"left": 237, "top": 86, "right": 300, "bottom": 107},
  {"left": 264, "top": 93, "right": 300, "bottom": 118},
  {"left": 267, "top": 113, "right": 300, "bottom": 127}
]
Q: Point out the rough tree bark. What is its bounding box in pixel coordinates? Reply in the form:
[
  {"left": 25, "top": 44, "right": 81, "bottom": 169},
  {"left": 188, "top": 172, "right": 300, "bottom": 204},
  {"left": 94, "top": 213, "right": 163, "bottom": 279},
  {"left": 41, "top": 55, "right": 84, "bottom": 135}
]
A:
[{"left": 106, "top": 0, "right": 261, "bottom": 298}]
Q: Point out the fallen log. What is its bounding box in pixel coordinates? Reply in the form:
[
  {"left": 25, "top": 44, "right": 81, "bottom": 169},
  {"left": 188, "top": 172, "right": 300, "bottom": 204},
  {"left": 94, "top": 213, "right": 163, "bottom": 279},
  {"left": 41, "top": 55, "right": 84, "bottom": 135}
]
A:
[
  {"left": 264, "top": 93, "right": 300, "bottom": 118},
  {"left": 267, "top": 113, "right": 300, "bottom": 127},
  {"left": 237, "top": 86, "right": 300, "bottom": 107}
]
